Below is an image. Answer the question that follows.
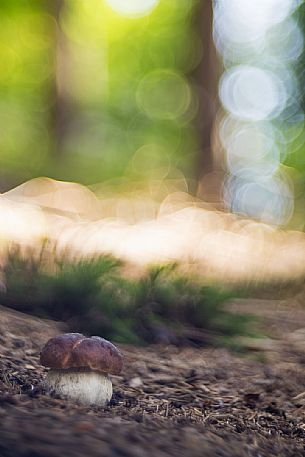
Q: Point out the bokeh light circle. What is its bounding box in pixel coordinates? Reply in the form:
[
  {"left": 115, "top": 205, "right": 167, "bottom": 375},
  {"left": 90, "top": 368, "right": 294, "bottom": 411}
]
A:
[
  {"left": 223, "top": 173, "right": 294, "bottom": 226},
  {"left": 222, "top": 123, "right": 281, "bottom": 176},
  {"left": 131, "top": 143, "right": 170, "bottom": 178},
  {"left": 136, "top": 70, "right": 191, "bottom": 120},
  {"left": 220, "top": 65, "right": 287, "bottom": 121},
  {"left": 105, "top": 0, "right": 159, "bottom": 18}
]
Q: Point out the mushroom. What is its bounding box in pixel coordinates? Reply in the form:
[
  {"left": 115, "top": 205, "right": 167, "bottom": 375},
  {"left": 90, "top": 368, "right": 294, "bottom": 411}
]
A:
[{"left": 40, "top": 333, "right": 123, "bottom": 406}]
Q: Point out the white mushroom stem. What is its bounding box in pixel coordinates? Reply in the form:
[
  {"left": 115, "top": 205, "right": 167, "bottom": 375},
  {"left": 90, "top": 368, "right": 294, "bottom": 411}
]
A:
[{"left": 45, "top": 368, "right": 113, "bottom": 406}]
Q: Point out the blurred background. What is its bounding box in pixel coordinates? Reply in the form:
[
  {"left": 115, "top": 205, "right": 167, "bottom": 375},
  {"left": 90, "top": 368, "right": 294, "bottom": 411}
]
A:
[
  {"left": 0, "top": 0, "right": 205, "bottom": 190},
  {"left": 1, "top": 0, "right": 305, "bottom": 344},
  {"left": 0, "top": 0, "right": 304, "bottom": 228}
]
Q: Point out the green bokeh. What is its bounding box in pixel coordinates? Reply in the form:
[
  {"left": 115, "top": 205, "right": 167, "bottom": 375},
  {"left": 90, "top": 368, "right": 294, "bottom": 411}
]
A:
[{"left": 0, "top": 0, "right": 200, "bottom": 188}]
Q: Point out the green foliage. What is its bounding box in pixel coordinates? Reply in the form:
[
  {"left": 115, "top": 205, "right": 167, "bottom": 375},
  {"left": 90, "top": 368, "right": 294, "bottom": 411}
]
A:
[
  {"left": 0, "top": 248, "right": 253, "bottom": 346},
  {"left": 0, "top": 0, "right": 199, "bottom": 186},
  {"left": 130, "top": 264, "right": 239, "bottom": 343},
  {"left": 2, "top": 249, "right": 122, "bottom": 318}
]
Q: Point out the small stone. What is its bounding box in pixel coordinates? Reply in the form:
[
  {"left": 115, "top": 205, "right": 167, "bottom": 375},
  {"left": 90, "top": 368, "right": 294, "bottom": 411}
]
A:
[{"left": 128, "top": 377, "right": 143, "bottom": 388}]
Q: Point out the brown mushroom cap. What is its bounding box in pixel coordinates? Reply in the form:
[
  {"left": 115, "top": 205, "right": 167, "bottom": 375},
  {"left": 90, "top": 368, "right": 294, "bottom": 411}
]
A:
[{"left": 40, "top": 333, "right": 123, "bottom": 375}]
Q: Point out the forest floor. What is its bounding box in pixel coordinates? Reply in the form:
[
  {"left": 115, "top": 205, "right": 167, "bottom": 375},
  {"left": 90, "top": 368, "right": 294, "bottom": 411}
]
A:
[{"left": 2, "top": 298, "right": 305, "bottom": 457}]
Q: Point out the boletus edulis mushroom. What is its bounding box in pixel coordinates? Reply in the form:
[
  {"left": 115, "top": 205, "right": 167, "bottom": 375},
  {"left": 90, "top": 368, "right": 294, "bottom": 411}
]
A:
[{"left": 40, "top": 333, "right": 123, "bottom": 406}]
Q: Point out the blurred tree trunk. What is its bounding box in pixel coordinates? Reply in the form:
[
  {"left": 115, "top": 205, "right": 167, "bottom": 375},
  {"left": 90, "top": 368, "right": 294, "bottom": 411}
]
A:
[
  {"left": 192, "top": 0, "right": 222, "bottom": 202},
  {"left": 48, "top": 0, "right": 71, "bottom": 158}
]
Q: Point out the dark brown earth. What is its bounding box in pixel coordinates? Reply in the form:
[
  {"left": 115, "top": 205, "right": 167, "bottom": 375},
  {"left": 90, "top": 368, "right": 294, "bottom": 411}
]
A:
[{"left": 2, "top": 302, "right": 305, "bottom": 457}]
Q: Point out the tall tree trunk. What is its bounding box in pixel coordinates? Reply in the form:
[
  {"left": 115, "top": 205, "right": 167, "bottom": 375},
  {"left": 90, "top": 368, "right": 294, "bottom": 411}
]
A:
[
  {"left": 192, "top": 0, "right": 222, "bottom": 202},
  {"left": 48, "top": 0, "right": 71, "bottom": 158}
]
